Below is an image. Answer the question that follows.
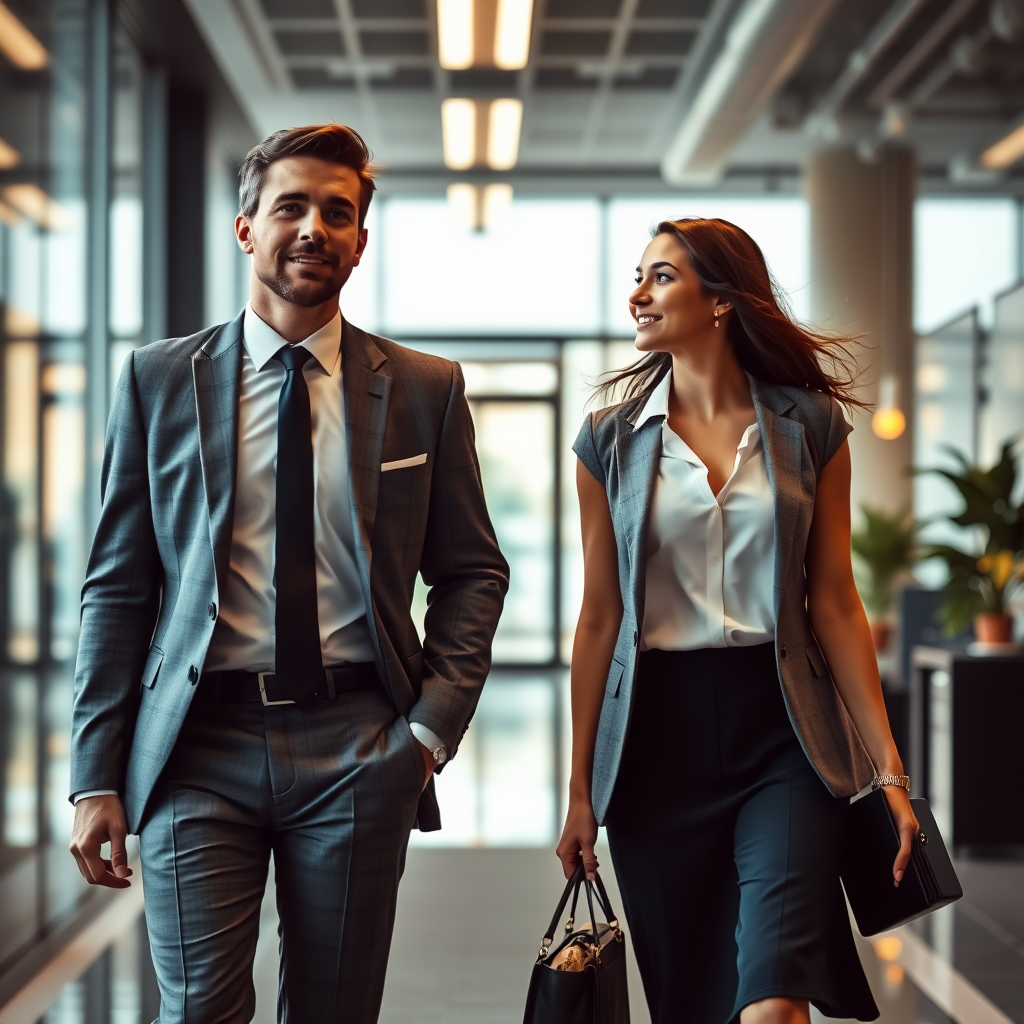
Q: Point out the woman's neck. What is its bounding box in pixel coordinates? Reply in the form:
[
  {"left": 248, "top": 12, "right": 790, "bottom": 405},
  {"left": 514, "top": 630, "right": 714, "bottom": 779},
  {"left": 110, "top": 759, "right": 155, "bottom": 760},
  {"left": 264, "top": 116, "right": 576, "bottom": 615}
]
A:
[{"left": 668, "top": 343, "right": 752, "bottom": 423}]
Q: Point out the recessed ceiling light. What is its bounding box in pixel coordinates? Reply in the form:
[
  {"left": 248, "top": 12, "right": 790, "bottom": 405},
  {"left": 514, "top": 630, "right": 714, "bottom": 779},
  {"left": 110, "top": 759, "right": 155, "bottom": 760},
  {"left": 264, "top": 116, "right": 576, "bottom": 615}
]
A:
[
  {"left": 437, "top": 0, "right": 473, "bottom": 70},
  {"left": 486, "top": 98, "right": 522, "bottom": 170},
  {"left": 494, "top": 0, "right": 533, "bottom": 70},
  {"left": 0, "top": 136, "right": 20, "bottom": 170},
  {"left": 442, "top": 98, "right": 477, "bottom": 169},
  {"left": 0, "top": 3, "right": 48, "bottom": 70},
  {"left": 979, "top": 121, "right": 1024, "bottom": 170}
]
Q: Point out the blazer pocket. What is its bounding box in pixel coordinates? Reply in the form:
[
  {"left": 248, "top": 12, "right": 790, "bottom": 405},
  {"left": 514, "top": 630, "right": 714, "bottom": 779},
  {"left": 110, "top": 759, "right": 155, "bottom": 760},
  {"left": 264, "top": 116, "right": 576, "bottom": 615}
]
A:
[
  {"left": 804, "top": 643, "right": 827, "bottom": 679},
  {"left": 141, "top": 647, "right": 164, "bottom": 689},
  {"left": 381, "top": 453, "right": 427, "bottom": 472},
  {"left": 608, "top": 658, "right": 626, "bottom": 698}
]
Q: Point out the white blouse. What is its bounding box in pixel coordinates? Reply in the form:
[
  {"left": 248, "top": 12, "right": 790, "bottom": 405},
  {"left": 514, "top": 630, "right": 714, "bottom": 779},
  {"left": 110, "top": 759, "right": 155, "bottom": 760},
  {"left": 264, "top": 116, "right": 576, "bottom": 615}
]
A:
[{"left": 639, "top": 371, "right": 776, "bottom": 651}]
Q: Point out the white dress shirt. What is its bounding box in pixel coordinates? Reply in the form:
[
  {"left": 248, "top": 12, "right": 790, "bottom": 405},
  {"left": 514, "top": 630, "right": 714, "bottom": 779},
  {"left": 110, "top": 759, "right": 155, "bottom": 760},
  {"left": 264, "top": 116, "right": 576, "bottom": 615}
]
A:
[
  {"left": 73, "top": 306, "right": 441, "bottom": 803},
  {"left": 204, "top": 305, "right": 376, "bottom": 670},
  {"left": 639, "top": 370, "right": 776, "bottom": 651}
]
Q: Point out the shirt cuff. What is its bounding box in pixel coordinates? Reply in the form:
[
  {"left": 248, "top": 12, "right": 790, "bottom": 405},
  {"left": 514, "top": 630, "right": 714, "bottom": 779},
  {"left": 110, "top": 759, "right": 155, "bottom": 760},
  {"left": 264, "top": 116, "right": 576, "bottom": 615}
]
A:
[
  {"left": 409, "top": 722, "right": 447, "bottom": 760},
  {"left": 72, "top": 789, "right": 118, "bottom": 804}
]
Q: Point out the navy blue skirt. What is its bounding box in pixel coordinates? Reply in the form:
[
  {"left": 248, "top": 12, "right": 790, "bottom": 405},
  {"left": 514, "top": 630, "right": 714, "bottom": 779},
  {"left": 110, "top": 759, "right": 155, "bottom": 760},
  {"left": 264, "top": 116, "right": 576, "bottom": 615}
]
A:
[{"left": 606, "top": 643, "right": 878, "bottom": 1024}]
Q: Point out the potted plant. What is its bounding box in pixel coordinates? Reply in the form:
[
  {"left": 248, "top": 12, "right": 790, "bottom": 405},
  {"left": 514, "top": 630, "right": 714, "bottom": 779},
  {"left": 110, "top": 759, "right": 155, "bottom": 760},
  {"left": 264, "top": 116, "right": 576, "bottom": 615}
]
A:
[
  {"left": 920, "top": 441, "right": 1024, "bottom": 643},
  {"left": 851, "top": 505, "right": 918, "bottom": 653}
]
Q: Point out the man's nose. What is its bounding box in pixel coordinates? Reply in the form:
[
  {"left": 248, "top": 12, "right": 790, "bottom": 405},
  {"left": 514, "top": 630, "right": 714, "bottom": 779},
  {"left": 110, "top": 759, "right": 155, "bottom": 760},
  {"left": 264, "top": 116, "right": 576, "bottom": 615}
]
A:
[{"left": 298, "top": 208, "right": 328, "bottom": 242}]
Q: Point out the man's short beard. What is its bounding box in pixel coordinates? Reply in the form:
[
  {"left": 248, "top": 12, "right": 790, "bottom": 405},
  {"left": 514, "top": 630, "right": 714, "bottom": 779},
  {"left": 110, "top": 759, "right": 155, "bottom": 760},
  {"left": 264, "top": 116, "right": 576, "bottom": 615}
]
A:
[{"left": 255, "top": 256, "right": 342, "bottom": 308}]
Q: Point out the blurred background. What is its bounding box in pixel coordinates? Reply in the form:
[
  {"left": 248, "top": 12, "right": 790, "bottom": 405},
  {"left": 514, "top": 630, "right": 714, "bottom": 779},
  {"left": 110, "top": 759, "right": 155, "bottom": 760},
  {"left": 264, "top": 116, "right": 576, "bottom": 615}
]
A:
[{"left": 0, "top": 0, "right": 1022, "bottom": 1022}]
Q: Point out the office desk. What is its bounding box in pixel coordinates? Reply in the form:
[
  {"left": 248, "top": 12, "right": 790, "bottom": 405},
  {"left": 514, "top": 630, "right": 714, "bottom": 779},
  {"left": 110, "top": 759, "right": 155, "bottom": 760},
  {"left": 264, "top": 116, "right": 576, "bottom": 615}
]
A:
[{"left": 910, "top": 645, "right": 1024, "bottom": 848}]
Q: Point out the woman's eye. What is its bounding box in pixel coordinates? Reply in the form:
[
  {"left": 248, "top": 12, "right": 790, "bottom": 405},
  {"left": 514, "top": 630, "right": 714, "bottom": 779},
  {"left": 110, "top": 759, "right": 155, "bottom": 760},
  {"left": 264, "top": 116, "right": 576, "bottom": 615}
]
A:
[
  {"left": 656, "top": 273, "right": 671, "bottom": 283},
  {"left": 634, "top": 276, "right": 642, "bottom": 285}
]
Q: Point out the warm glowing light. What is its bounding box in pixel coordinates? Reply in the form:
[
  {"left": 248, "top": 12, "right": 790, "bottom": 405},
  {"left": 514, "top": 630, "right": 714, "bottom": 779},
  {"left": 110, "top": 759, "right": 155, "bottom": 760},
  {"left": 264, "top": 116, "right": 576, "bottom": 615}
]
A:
[
  {"left": 0, "top": 200, "right": 21, "bottom": 226},
  {"left": 872, "top": 406, "right": 906, "bottom": 440},
  {"left": 0, "top": 136, "right": 19, "bottom": 170},
  {"left": 494, "top": 0, "right": 533, "bottom": 69},
  {"left": 873, "top": 936, "right": 902, "bottom": 962},
  {"left": 437, "top": 0, "right": 473, "bottom": 70},
  {"left": 0, "top": 184, "right": 69, "bottom": 230},
  {"left": 442, "top": 98, "right": 477, "bottom": 169},
  {"left": 885, "top": 963, "right": 905, "bottom": 987},
  {"left": 486, "top": 98, "right": 522, "bottom": 170},
  {"left": 980, "top": 121, "right": 1024, "bottom": 170},
  {"left": 447, "top": 182, "right": 479, "bottom": 231},
  {"left": 872, "top": 374, "right": 905, "bottom": 440},
  {"left": 482, "top": 183, "right": 513, "bottom": 228},
  {"left": 0, "top": 3, "right": 48, "bottom": 69}
]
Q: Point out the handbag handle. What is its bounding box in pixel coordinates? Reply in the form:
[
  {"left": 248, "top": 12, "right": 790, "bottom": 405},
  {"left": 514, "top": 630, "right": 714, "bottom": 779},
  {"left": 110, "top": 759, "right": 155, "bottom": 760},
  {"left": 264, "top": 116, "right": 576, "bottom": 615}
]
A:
[{"left": 536, "top": 863, "right": 612, "bottom": 961}]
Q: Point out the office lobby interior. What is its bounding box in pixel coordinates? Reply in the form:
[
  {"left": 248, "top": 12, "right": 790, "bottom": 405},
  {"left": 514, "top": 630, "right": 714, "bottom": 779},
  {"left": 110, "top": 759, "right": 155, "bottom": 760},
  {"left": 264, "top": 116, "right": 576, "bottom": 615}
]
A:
[{"left": 0, "top": 0, "right": 1023, "bottom": 1021}]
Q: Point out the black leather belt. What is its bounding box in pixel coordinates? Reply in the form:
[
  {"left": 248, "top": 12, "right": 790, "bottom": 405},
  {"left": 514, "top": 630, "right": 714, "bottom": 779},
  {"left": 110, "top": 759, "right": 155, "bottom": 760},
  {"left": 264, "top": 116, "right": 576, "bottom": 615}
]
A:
[{"left": 197, "top": 663, "right": 378, "bottom": 705}]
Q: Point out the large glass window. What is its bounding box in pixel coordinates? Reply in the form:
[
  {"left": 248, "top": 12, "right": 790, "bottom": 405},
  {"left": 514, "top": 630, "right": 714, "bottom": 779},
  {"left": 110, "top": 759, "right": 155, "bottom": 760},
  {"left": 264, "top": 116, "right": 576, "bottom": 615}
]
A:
[
  {"left": 380, "top": 198, "right": 602, "bottom": 336},
  {"left": 915, "top": 197, "right": 1022, "bottom": 333}
]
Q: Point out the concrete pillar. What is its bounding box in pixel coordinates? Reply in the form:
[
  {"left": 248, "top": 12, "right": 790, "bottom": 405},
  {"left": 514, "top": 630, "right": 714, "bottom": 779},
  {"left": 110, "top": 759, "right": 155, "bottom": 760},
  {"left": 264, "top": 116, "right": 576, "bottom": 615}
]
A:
[{"left": 807, "top": 144, "right": 916, "bottom": 519}]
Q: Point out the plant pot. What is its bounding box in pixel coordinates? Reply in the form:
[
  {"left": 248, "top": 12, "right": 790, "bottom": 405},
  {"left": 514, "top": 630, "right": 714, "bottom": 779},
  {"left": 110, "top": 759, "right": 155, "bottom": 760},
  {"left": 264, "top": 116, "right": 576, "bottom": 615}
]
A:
[
  {"left": 870, "top": 620, "right": 893, "bottom": 654},
  {"left": 974, "top": 613, "right": 1014, "bottom": 644}
]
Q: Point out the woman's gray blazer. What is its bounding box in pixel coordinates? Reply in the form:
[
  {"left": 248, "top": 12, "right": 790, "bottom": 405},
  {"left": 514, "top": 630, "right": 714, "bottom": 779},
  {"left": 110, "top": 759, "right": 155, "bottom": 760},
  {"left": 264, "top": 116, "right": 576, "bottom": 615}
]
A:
[{"left": 573, "top": 373, "right": 875, "bottom": 824}]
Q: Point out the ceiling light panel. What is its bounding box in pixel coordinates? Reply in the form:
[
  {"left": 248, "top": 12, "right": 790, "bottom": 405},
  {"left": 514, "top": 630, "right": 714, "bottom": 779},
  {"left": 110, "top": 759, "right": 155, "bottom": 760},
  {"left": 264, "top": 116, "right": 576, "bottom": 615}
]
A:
[
  {"left": 487, "top": 97, "right": 522, "bottom": 170},
  {"left": 443, "top": 97, "right": 477, "bottom": 168},
  {"left": 0, "top": 3, "right": 48, "bottom": 69},
  {"left": 980, "top": 122, "right": 1024, "bottom": 170},
  {"left": 438, "top": 0, "right": 474, "bottom": 69},
  {"left": 494, "top": 0, "right": 533, "bottom": 69}
]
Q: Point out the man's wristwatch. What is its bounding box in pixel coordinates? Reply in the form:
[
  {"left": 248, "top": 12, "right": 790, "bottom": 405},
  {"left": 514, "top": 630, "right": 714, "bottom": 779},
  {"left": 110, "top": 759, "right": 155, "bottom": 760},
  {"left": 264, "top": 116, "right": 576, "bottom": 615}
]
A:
[{"left": 428, "top": 743, "right": 448, "bottom": 766}]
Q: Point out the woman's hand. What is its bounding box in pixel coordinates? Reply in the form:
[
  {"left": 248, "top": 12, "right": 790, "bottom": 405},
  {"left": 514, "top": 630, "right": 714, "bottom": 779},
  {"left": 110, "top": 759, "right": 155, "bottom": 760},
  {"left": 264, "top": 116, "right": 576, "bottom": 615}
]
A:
[
  {"left": 883, "top": 786, "right": 920, "bottom": 886},
  {"left": 556, "top": 794, "right": 599, "bottom": 880}
]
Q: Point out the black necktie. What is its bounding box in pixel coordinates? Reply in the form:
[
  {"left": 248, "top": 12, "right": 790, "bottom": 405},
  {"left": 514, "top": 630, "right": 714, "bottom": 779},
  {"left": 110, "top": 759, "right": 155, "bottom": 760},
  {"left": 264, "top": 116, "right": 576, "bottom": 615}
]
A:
[{"left": 273, "top": 345, "right": 322, "bottom": 701}]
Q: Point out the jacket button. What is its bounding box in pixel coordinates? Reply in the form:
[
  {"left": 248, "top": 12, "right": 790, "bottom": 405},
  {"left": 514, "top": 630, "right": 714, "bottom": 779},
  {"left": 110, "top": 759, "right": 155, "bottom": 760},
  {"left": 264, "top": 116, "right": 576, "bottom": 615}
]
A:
[
  {"left": 188, "top": 665, "right": 199, "bottom": 684},
  {"left": 633, "top": 631, "right": 638, "bottom": 647},
  {"left": 779, "top": 644, "right": 787, "bottom": 659},
  {"left": 208, "top": 602, "right": 217, "bottom": 620}
]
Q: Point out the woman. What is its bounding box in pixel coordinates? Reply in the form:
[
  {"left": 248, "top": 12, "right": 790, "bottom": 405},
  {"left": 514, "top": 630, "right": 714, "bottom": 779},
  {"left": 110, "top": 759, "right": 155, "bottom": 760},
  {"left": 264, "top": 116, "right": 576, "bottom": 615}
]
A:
[{"left": 556, "top": 218, "right": 917, "bottom": 1024}]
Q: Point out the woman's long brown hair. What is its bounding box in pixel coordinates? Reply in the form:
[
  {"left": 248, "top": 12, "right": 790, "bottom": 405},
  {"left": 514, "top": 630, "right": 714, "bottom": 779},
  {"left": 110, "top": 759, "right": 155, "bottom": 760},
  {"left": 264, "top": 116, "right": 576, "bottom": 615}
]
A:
[{"left": 598, "top": 217, "right": 866, "bottom": 408}]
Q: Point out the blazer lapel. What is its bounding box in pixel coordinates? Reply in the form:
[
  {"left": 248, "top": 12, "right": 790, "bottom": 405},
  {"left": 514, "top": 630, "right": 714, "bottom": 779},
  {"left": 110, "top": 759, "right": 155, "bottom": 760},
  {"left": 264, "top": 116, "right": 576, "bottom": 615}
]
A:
[
  {"left": 749, "top": 377, "right": 805, "bottom": 616},
  {"left": 618, "top": 413, "right": 663, "bottom": 626},
  {"left": 341, "top": 321, "right": 391, "bottom": 615},
  {"left": 192, "top": 312, "right": 243, "bottom": 596}
]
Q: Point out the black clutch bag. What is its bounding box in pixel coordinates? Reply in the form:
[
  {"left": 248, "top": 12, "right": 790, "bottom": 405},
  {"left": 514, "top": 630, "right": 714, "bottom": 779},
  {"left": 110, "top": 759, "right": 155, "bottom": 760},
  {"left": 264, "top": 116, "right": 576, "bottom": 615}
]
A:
[
  {"left": 523, "top": 864, "right": 630, "bottom": 1024},
  {"left": 840, "top": 787, "right": 963, "bottom": 936}
]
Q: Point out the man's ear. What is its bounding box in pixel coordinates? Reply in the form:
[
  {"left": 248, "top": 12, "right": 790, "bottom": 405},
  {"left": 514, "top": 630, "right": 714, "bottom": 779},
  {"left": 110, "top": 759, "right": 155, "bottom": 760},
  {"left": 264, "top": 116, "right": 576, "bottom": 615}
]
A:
[
  {"left": 235, "top": 213, "right": 254, "bottom": 254},
  {"left": 350, "top": 226, "right": 368, "bottom": 267}
]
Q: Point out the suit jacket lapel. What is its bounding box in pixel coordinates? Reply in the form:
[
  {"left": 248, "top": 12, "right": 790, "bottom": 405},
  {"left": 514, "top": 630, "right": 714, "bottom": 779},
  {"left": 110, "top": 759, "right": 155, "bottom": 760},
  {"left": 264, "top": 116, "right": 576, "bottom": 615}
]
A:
[
  {"left": 618, "top": 413, "right": 662, "bottom": 626},
  {"left": 748, "top": 376, "right": 804, "bottom": 617},
  {"left": 192, "top": 313, "right": 243, "bottom": 596},
  {"left": 341, "top": 320, "right": 391, "bottom": 618}
]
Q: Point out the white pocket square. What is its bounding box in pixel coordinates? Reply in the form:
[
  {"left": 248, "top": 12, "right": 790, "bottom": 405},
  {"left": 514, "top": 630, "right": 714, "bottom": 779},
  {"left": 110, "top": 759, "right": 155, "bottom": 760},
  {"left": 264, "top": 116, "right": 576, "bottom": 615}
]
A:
[{"left": 381, "top": 453, "right": 427, "bottom": 472}]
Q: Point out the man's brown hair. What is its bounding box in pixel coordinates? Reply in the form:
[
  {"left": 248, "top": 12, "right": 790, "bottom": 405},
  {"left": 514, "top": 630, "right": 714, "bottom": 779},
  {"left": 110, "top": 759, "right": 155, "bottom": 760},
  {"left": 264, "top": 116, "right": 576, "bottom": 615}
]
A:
[{"left": 238, "top": 123, "right": 377, "bottom": 227}]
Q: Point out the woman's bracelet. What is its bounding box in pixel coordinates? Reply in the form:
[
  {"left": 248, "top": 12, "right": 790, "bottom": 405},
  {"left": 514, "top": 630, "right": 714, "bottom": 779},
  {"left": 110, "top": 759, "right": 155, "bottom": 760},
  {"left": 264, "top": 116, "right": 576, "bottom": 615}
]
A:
[{"left": 872, "top": 774, "right": 911, "bottom": 792}]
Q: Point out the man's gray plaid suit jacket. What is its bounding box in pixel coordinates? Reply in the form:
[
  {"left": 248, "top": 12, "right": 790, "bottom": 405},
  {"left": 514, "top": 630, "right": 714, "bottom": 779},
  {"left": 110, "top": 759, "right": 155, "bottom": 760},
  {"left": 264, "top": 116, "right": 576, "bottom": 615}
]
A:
[{"left": 70, "top": 310, "right": 509, "bottom": 834}]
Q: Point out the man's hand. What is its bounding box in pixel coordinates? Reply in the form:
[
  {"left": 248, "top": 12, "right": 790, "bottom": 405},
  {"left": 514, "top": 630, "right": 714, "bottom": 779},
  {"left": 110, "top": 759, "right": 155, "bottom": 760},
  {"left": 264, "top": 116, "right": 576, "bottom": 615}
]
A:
[
  {"left": 416, "top": 740, "right": 435, "bottom": 792},
  {"left": 69, "top": 794, "right": 133, "bottom": 888}
]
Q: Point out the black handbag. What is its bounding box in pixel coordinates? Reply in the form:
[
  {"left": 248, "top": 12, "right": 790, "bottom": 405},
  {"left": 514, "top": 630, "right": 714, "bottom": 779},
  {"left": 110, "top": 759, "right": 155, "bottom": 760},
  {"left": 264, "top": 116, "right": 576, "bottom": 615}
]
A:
[
  {"left": 523, "top": 864, "right": 630, "bottom": 1024},
  {"left": 840, "top": 788, "right": 963, "bottom": 936}
]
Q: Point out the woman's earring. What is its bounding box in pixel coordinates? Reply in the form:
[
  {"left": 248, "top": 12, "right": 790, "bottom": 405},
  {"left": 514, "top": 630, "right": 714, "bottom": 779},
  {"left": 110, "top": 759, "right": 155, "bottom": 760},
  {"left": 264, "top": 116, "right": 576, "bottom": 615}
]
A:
[{"left": 714, "top": 309, "right": 720, "bottom": 328}]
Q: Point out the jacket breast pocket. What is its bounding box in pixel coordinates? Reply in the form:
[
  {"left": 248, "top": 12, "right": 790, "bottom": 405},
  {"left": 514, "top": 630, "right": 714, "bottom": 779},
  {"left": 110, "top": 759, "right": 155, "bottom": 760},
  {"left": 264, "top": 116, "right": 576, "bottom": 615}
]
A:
[{"left": 141, "top": 646, "right": 164, "bottom": 689}]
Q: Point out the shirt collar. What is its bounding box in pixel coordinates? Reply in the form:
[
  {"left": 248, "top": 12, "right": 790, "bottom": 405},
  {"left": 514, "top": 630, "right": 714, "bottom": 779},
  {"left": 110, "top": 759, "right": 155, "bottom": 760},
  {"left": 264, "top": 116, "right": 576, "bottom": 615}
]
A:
[
  {"left": 634, "top": 367, "right": 672, "bottom": 429},
  {"left": 242, "top": 304, "right": 342, "bottom": 376}
]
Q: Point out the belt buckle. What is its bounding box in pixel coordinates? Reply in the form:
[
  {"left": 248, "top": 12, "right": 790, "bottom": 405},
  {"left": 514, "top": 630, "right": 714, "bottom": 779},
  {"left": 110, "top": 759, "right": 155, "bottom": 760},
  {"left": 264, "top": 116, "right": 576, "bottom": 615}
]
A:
[{"left": 258, "top": 671, "right": 295, "bottom": 706}]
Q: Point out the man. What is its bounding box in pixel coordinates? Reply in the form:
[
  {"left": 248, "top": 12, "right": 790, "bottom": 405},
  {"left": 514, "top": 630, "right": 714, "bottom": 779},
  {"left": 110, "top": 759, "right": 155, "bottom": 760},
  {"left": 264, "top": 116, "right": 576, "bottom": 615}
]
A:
[{"left": 68, "top": 123, "right": 508, "bottom": 1023}]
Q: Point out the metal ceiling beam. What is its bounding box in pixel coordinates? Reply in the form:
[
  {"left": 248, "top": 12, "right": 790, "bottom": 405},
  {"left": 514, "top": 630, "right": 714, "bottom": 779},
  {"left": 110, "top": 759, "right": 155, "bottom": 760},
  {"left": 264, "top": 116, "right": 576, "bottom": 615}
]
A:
[
  {"left": 805, "top": 0, "right": 932, "bottom": 134},
  {"left": 661, "top": 0, "right": 840, "bottom": 186}
]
